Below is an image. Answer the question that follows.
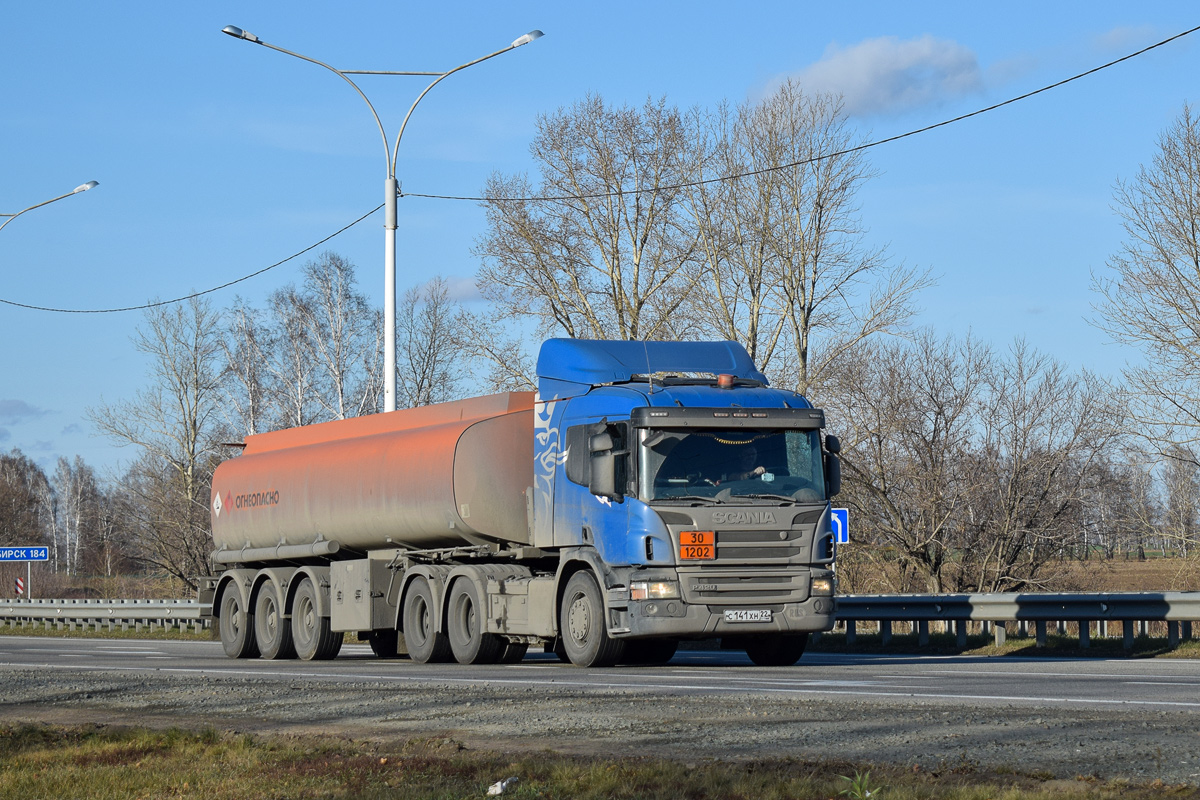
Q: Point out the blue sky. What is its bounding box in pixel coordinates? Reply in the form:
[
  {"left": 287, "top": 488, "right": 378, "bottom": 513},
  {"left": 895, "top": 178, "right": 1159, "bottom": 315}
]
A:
[{"left": 1, "top": 3, "right": 1197, "bottom": 475}]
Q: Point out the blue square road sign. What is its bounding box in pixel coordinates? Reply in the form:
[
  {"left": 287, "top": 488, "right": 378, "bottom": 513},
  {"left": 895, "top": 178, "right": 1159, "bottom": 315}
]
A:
[{"left": 831, "top": 508, "right": 849, "bottom": 544}]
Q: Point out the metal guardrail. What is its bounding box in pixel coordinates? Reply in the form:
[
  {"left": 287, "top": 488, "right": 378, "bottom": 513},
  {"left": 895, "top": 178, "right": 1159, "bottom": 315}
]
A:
[
  {"left": 0, "top": 598, "right": 211, "bottom": 633},
  {"left": 834, "top": 592, "right": 1200, "bottom": 649},
  {"left": 2, "top": 592, "right": 1198, "bottom": 649}
]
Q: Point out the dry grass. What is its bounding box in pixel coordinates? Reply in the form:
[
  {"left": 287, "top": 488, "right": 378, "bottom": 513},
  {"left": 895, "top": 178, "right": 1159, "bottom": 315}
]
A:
[{"left": 0, "top": 723, "right": 1195, "bottom": 799}]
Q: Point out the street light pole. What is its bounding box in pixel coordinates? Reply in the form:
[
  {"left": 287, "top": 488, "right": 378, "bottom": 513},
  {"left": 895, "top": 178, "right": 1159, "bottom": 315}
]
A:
[
  {"left": 221, "top": 26, "right": 543, "bottom": 413},
  {"left": 0, "top": 181, "right": 99, "bottom": 235}
]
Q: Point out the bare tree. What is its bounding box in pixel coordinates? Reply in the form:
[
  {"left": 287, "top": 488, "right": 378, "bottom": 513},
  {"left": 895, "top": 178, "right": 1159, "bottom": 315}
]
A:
[
  {"left": 258, "top": 253, "right": 380, "bottom": 429},
  {"left": 265, "top": 285, "right": 320, "bottom": 429},
  {"left": 221, "top": 300, "right": 274, "bottom": 438},
  {"left": 296, "top": 253, "right": 381, "bottom": 419},
  {"left": 52, "top": 455, "right": 101, "bottom": 576},
  {"left": 831, "top": 332, "right": 1119, "bottom": 593},
  {"left": 1163, "top": 446, "right": 1200, "bottom": 558},
  {"left": 397, "top": 277, "right": 467, "bottom": 407},
  {"left": 1093, "top": 104, "right": 1200, "bottom": 460},
  {"left": 956, "top": 343, "right": 1119, "bottom": 591},
  {"left": 832, "top": 331, "right": 989, "bottom": 592},
  {"left": 681, "top": 83, "right": 930, "bottom": 394},
  {"left": 89, "top": 296, "right": 224, "bottom": 589},
  {"left": 0, "top": 448, "right": 51, "bottom": 548},
  {"left": 472, "top": 94, "right": 701, "bottom": 382}
]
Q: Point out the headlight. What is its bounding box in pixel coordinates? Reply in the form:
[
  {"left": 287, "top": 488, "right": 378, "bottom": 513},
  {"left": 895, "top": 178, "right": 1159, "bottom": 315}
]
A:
[
  {"left": 810, "top": 577, "right": 835, "bottom": 596},
  {"left": 631, "top": 580, "right": 680, "bottom": 600}
]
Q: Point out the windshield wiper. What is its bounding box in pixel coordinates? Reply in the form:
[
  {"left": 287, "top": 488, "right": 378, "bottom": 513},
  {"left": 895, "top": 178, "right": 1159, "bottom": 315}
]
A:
[
  {"left": 654, "top": 494, "right": 722, "bottom": 506},
  {"left": 736, "top": 492, "right": 801, "bottom": 504}
]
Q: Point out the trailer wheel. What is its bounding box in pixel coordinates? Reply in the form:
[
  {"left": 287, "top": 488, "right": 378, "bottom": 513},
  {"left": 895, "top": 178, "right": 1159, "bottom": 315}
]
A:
[
  {"left": 447, "top": 579, "right": 504, "bottom": 664},
  {"left": 291, "top": 577, "right": 341, "bottom": 661},
  {"left": 402, "top": 576, "right": 452, "bottom": 663},
  {"left": 218, "top": 589, "right": 259, "bottom": 659},
  {"left": 254, "top": 582, "right": 296, "bottom": 660},
  {"left": 744, "top": 634, "right": 808, "bottom": 666},
  {"left": 560, "top": 571, "right": 624, "bottom": 667}
]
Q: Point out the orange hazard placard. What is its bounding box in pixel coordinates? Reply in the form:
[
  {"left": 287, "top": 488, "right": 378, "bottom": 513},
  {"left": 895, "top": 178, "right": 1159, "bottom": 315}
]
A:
[{"left": 679, "top": 530, "right": 715, "bottom": 560}]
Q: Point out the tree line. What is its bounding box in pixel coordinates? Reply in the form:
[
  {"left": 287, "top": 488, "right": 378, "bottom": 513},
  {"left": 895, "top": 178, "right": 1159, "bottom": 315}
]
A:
[{"left": 2, "top": 86, "right": 1199, "bottom": 595}]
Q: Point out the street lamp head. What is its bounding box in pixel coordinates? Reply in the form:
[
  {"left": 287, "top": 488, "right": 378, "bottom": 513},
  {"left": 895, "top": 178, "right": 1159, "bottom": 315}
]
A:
[
  {"left": 511, "top": 30, "right": 544, "bottom": 48},
  {"left": 222, "top": 25, "right": 260, "bottom": 43},
  {"left": 73, "top": 181, "right": 99, "bottom": 194}
]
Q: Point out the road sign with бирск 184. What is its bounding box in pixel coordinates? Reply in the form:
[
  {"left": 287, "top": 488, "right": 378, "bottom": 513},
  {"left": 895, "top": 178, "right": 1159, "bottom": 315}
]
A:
[
  {"left": 0, "top": 547, "right": 49, "bottom": 562},
  {"left": 831, "top": 508, "right": 849, "bottom": 544}
]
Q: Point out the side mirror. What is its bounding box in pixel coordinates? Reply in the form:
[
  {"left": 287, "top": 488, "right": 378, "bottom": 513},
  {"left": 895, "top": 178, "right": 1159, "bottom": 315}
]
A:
[
  {"left": 825, "top": 434, "right": 841, "bottom": 455},
  {"left": 825, "top": 452, "right": 841, "bottom": 497},
  {"left": 588, "top": 423, "right": 624, "bottom": 502}
]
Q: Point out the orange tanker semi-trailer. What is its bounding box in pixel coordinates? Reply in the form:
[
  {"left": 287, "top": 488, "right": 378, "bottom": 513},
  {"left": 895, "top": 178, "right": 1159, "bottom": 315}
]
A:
[
  {"left": 204, "top": 392, "right": 535, "bottom": 659},
  {"left": 211, "top": 391, "right": 535, "bottom": 556}
]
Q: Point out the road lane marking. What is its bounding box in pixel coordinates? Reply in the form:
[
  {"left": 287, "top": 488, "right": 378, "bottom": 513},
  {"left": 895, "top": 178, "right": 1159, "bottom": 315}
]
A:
[{"left": 7, "top": 662, "right": 1200, "bottom": 710}]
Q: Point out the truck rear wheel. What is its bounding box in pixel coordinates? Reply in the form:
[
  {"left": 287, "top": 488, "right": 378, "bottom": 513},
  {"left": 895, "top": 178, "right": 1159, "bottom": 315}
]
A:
[
  {"left": 254, "top": 582, "right": 295, "bottom": 660},
  {"left": 744, "top": 634, "right": 808, "bottom": 666},
  {"left": 291, "top": 577, "right": 341, "bottom": 661},
  {"left": 560, "top": 571, "right": 624, "bottom": 667},
  {"left": 402, "top": 576, "right": 452, "bottom": 663},
  {"left": 219, "top": 589, "right": 259, "bottom": 659},
  {"left": 447, "top": 579, "right": 504, "bottom": 665},
  {"left": 367, "top": 629, "right": 404, "bottom": 658}
]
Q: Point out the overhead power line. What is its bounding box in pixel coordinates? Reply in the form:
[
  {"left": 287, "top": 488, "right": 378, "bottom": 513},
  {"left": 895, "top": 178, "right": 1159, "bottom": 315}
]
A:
[
  {"left": 3, "top": 22, "right": 1197, "bottom": 314},
  {"left": 405, "top": 22, "right": 1200, "bottom": 202},
  {"left": 0, "top": 205, "right": 383, "bottom": 314}
]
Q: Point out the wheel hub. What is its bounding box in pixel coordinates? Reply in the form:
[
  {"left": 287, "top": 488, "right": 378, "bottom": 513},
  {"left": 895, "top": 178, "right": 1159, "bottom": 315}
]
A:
[{"left": 568, "top": 596, "right": 591, "bottom": 643}]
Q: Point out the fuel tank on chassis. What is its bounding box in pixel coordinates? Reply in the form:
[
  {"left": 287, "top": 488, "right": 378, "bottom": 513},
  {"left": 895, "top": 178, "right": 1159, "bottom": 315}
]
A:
[{"left": 210, "top": 392, "right": 535, "bottom": 554}]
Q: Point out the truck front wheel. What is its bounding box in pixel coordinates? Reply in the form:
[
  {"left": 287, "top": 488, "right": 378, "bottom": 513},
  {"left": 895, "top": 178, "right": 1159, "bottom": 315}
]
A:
[
  {"left": 291, "top": 577, "right": 342, "bottom": 661},
  {"left": 402, "top": 576, "right": 452, "bottom": 663},
  {"left": 218, "top": 589, "right": 259, "bottom": 659},
  {"left": 560, "top": 571, "right": 624, "bottom": 667},
  {"left": 744, "top": 634, "right": 808, "bottom": 666}
]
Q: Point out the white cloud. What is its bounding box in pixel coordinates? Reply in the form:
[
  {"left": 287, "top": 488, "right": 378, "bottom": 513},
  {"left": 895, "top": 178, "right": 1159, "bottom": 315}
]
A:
[
  {"left": 1093, "top": 25, "right": 1159, "bottom": 53},
  {"left": 784, "top": 35, "right": 983, "bottom": 117},
  {"left": 438, "top": 276, "right": 483, "bottom": 303},
  {"left": 0, "top": 399, "right": 48, "bottom": 426}
]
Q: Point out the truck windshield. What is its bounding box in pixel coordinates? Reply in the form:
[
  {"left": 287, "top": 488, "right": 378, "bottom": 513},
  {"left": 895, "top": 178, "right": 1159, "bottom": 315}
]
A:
[{"left": 639, "top": 428, "right": 826, "bottom": 503}]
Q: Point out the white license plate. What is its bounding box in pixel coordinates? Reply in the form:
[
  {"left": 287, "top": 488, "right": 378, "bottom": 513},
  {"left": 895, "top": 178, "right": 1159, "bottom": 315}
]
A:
[{"left": 724, "top": 609, "right": 772, "bottom": 623}]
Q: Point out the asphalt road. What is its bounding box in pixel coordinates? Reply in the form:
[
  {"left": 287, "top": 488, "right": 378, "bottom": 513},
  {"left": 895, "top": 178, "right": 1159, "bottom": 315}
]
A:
[
  {"left": 2, "top": 637, "right": 1198, "bottom": 710},
  {"left": 1, "top": 636, "right": 1198, "bottom": 782}
]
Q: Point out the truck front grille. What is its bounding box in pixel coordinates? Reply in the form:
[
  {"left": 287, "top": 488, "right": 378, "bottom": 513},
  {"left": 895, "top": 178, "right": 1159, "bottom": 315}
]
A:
[
  {"left": 714, "top": 529, "right": 809, "bottom": 563},
  {"left": 678, "top": 567, "right": 810, "bottom": 605}
]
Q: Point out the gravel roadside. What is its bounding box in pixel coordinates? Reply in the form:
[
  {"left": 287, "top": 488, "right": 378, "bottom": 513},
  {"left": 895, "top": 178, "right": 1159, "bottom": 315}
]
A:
[{"left": 0, "top": 665, "right": 1196, "bottom": 785}]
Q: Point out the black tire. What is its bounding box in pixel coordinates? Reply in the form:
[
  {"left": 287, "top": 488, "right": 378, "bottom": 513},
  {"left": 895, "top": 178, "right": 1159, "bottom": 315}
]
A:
[
  {"left": 498, "top": 640, "right": 529, "bottom": 664},
  {"left": 559, "top": 571, "right": 624, "bottom": 667},
  {"left": 744, "top": 634, "right": 808, "bottom": 666},
  {"left": 447, "top": 579, "right": 504, "bottom": 665},
  {"left": 402, "top": 576, "right": 452, "bottom": 663},
  {"left": 291, "top": 577, "right": 341, "bottom": 661},
  {"left": 549, "top": 637, "right": 570, "bottom": 663},
  {"left": 254, "top": 581, "right": 295, "bottom": 660},
  {"left": 367, "top": 629, "right": 404, "bottom": 659},
  {"left": 219, "top": 589, "right": 259, "bottom": 659},
  {"left": 622, "top": 638, "right": 678, "bottom": 665}
]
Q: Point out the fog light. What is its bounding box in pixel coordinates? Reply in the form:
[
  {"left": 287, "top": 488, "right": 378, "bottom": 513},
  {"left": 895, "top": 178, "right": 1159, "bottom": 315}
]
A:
[
  {"left": 811, "top": 577, "right": 834, "bottom": 596},
  {"left": 631, "top": 580, "right": 680, "bottom": 600}
]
